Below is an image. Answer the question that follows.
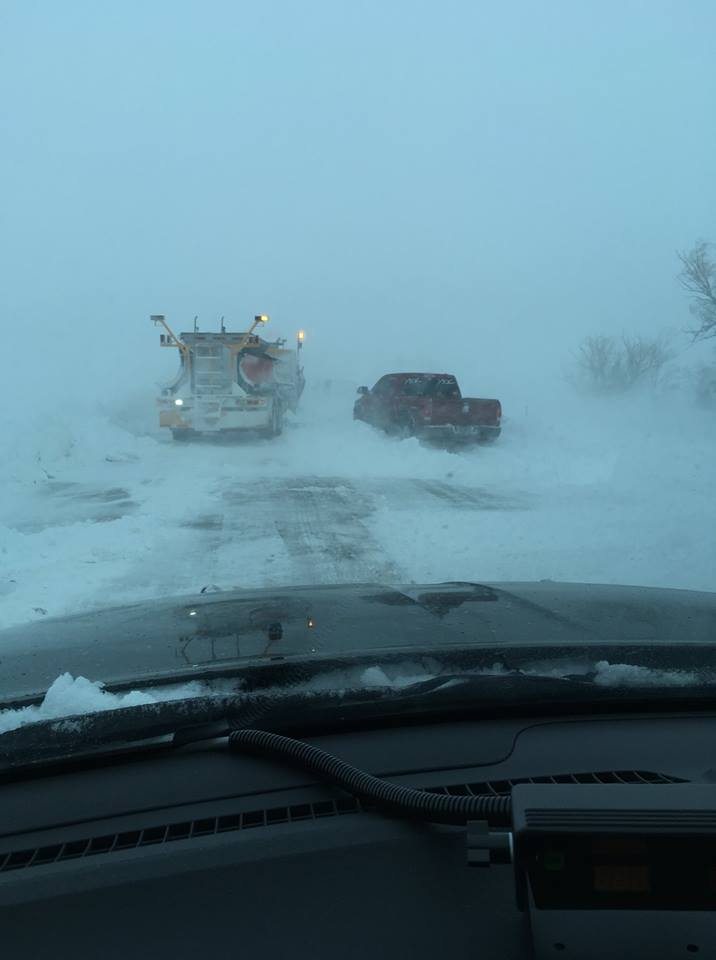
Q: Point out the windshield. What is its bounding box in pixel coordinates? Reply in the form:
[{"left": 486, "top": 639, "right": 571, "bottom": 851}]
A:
[{"left": 1, "top": 2, "right": 715, "bottom": 750}]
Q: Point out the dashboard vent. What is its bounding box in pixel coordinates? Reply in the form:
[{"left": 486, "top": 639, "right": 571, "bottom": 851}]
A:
[
  {"left": 0, "top": 770, "right": 685, "bottom": 874},
  {"left": 422, "top": 769, "right": 683, "bottom": 796}
]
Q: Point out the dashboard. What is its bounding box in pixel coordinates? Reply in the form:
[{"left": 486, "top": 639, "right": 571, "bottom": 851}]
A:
[{"left": 1, "top": 710, "right": 715, "bottom": 959}]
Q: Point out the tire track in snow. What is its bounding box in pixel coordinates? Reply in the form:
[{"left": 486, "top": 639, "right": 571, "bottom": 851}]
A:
[
  {"left": 6, "top": 481, "right": 140, "bottom": 532},
  {"left": 222, "top": 477, "right": 404, "bottom": 585},
  {"left": 96, "top": 474, "right": 525, "bottom": 598},
  {"left": 409, "top": 479, "right": 529, "bottom": 511}
]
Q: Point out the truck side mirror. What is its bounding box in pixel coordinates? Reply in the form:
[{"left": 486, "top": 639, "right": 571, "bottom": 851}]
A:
[{"left": 357, "top": 386, "right": 369, "bottom": 395}]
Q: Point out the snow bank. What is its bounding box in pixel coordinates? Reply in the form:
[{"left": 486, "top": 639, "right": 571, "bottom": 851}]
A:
[
  {"left": 366, "top": 386, "right": 716, "bottom": 592},
  {"left": 1, "top": 403, "right": 157, "bottom": 490}
]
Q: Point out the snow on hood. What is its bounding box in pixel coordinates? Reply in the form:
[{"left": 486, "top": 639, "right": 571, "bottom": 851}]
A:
[
  {"left": 592, "top": 660, "right": 704, "bottom": 687},
  {"left": 0, "top": 651, "right": 713, "bottom": 738},
  {"left": 0, "top": 662, "right": 439, "bottom": 736},
  {"left": 511, "top": 657, "right": 715, "bottom": 688},
  {"left": 0, "top": 673, "right": 234, "bottom": 736}
]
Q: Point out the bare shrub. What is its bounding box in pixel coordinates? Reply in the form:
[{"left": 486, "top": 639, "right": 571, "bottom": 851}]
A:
[{"left": 571, "top": 335, "right": 672, "bottom": 394}]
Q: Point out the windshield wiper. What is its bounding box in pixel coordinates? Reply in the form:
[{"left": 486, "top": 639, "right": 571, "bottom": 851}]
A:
[
  {"left": 0, "top": 672, "right": 588, "bottom": 773},
  {"left": 2, "top": 668, "right": 714, "bottom": 776}
]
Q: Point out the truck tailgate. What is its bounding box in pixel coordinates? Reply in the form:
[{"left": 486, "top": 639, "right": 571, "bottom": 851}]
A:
[{"left": 429, "top": 397, "right": 501, "bottom": 426}]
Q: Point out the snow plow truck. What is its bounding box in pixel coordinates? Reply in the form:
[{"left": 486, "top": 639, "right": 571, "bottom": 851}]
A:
[{"left": 153, "top": 314, "right": 305, "bottom": 440}]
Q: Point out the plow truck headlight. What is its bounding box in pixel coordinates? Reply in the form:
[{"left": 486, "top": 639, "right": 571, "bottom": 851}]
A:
[{"left": 174, "top": 398, "right": 184, "bottom": 406}]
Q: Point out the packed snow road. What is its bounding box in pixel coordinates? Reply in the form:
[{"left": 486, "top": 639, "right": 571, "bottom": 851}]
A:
[
  {"left": 2, "top": 383, "right": 715, "bottom": 629},
  {"left": 3, "top": 465, "right": 527, "bottom": 620}
]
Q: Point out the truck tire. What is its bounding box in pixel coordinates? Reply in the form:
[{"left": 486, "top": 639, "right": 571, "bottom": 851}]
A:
[
  {"left": 395, "top": 413, "right": 416, "bottom": 440},
  {"left": 263, "top": 400, "right": 283, "bottom": 438}
]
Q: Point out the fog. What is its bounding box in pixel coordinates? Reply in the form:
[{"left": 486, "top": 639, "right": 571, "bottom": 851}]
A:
[
  {"left": 2, "top": 1, "right": 715, "bottom": 625},
  {"left": 3, "top": 1, "right": 715, "bottom": 384}
]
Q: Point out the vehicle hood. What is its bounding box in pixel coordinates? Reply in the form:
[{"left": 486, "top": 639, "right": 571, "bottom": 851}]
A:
[{"left": 0, "top": 581, "right": 714, "bottom": 705}]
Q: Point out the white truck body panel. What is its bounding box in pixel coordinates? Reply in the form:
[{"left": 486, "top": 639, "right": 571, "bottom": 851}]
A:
[{"left": 156, "top": 326, "right": 304, "bottom": 436}]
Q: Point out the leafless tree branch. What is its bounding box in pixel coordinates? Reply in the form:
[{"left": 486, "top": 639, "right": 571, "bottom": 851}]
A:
[{"left": 678, "top": 240, "right": 716, "bottom": 340}]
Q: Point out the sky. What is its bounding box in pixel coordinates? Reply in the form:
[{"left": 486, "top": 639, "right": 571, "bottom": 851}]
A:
[{"left": 1, "top": 0, "right": 715, "bottom": 399}]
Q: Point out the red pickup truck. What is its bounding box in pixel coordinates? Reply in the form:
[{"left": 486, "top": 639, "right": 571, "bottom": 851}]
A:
[{"left": 353, "top": 373, "right": 501, "bottom": 443}]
